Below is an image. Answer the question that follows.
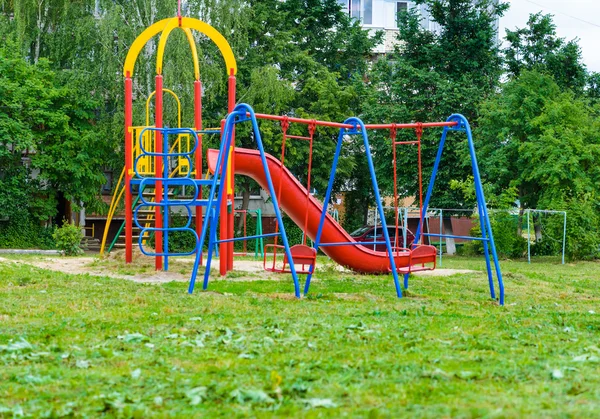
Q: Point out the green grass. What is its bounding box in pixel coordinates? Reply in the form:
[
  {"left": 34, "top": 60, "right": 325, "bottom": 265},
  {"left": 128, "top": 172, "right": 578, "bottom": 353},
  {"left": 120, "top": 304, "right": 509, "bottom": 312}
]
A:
[{"left": 1, "top": 255, "right": 600, "bottom": 418}]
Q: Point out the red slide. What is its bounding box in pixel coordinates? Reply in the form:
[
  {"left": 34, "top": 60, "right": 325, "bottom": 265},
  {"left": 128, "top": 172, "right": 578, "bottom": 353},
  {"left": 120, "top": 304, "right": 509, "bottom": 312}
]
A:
[{"left": 207, "top": 148, "right": 437, "bottom": 274}]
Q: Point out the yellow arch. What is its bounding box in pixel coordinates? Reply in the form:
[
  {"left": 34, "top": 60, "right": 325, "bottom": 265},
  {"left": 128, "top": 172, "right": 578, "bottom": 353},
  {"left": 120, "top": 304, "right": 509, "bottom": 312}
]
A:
[
  {"left": 183, "top": 28, "right": 201, "bottom": 80},
  {"left": 123, "top": 17, "right": 237, "bottom": 78},
  {"left": 145, "top": 89, "right": 182, "bottom": 127},
  {"left": 155, "top": 19, "right": 201, "bottom": 80},
  {"left": 124, "top": 18, "right": 171, "bottom": 77}
]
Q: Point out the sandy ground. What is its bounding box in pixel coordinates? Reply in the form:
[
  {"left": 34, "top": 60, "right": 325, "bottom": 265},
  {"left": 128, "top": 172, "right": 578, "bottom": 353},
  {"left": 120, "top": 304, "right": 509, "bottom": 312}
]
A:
[{"left": 0, "top": 255, "right": 477, "bottom": 283}]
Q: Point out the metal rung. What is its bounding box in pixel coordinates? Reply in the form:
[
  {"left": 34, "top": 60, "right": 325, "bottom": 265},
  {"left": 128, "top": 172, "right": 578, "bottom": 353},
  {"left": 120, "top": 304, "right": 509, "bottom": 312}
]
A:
[
  {"left": 394, "top": 141, "right": 420, "bottom": 146},
  {"left": 423, "top": 233, "right": 489, "bottom": 242},
  {"left": 131, "top": 178, "right": 219, "bottom": 186},
  {"left": 286, "top": 134, "right": 312, "bottom": 141},
  {"left": 216, "top": 233, "right": 280, "bottom": 244}
]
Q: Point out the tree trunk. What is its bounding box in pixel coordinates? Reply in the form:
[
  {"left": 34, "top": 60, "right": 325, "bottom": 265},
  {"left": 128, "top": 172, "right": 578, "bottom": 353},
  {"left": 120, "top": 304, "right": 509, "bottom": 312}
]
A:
[
  {"left": 534, "top": 220, "right": 542, "bottom": 241},
  {"left": 35, "top": 0, "right": 45, "bottom": 64},
  {"left": 443, "top": 217, "right": 456, "bottom": 255}
]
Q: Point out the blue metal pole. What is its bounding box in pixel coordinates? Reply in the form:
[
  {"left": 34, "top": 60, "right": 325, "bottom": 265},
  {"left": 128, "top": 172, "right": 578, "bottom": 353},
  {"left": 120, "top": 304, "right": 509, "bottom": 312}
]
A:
[
  {"left": 244, "top": 104, "right": 301, "bottom": 298},
  {"left": 190, "top": 113, "right": 236, "bottom": 293},
  {"left": 306, "top": 118, "right": 402, "bottom": 297},
  {"left": 456, "top": 115, "right": 494, "bottom": 299},
  {"left": 356, "top": 117, "right": 402, "bottom": 297},
  {"left": 305, "top": 127, "right": 345, "bottom": 295},
  {"left": 456, "top": 114, "right": 504, "bottom": 305}
]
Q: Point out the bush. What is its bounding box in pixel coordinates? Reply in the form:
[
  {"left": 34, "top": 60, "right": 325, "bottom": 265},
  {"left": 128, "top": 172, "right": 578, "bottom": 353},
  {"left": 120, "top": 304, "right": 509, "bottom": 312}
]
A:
[
  {"left": 561, "top": 197, "right": 600, "bottom": 260},
  {"left": 53, "top": 220, "right": 83, "bottom": 256},
  {"left": 0, "top": 217, "right": 55, "bottom": 249},
  {"left": 462, "top": 213, "right": 526, "bottom": 259},
  {"left": 282, "top": 215, "right": 305, "bottom": 246}
]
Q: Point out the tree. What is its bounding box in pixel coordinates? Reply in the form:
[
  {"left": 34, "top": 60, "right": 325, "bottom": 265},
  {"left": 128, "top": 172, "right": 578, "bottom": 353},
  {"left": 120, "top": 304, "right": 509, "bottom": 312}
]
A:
[
  {"left": 477, "top": 70, "right": 600, "bottom": 259},
  {"left": 229, "top": 0, "right": 380, "bottom": 228},
  {"left": 357, "top": 0, "right": 507, "bottom": 240},
  {"left": 504, "top": 12, "right": 587, "bottom": 93},
  {"left": 0, "top": 44, "right": 109, "bottom": 223}
]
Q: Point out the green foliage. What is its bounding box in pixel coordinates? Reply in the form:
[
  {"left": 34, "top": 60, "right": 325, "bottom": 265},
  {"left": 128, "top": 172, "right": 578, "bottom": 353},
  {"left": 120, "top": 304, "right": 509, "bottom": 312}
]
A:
[
  {"left": 356, "top": 0, "right": 508, "bottom": 229},
  {"left": 52, "top": 220, "right": 83, "bottom": 256},
  {"left": 164, "top": 214, "right": 198, "bottom": 254},
  {"left": 504, "top": 13, "right": 587, "bottom": 93},
  {"left": 540, "top": 196, "right": 600, "bottom": 261},
  {"left": 0, "top": 42, "right": 108, "bottom": 218},
  {"left": 0, "top": 218, "right": 55, "bottom": 250},
  {"left": 562, "top": 197, "right": 600, "bottom": 260},
  {"left": 477, "top": 69, "right": 600, "bottom": 260},
  {"left": 282, "top": 215, "right": 305, "bottom": 246},
  {"left": 461, "top": 213, "right": 526, "bottom": 259},
  {"left": 235, "top": 0, "right": 379, "bottom": 205}
]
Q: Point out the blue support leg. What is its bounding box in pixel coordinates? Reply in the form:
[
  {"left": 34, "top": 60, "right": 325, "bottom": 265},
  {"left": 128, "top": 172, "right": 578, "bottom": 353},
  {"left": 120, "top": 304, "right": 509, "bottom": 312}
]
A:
[
  {"left": 304, "top": 127, "right": 345, "bottom": 295},
  {"left": 453, "top": 114, "right": 504, "bottom": 305}
]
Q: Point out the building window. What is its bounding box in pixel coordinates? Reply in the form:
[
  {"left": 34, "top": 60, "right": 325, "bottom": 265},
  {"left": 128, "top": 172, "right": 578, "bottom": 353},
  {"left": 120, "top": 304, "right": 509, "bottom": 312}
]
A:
[
  {"left": 396, "top": 1, "right": 408, "bottom": 27},
  {"left": 349, "top": 0, "right": 372, "bottom": 25},
  {"left": 102, "top": 171, "right": 113, "bottom": 194}
]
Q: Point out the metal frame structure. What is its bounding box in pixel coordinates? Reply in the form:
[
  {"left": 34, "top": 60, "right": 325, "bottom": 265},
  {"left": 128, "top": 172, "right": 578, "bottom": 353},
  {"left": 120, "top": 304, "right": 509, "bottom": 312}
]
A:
[
  {"left": 526, "top": 209, "right": 567, "bottom": 265},
  {"left": 414, "top": 115, "right": 504, "bottom": 305},
  {"left": 111, "top": 7, "right": 505, "bottom": 304}
]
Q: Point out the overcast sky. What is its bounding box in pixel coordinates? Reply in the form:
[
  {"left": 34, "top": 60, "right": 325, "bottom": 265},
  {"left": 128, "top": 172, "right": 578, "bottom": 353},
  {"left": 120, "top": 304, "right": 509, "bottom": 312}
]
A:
[{"left": 500, "top": 0, "right": 600, "bottom": 73}]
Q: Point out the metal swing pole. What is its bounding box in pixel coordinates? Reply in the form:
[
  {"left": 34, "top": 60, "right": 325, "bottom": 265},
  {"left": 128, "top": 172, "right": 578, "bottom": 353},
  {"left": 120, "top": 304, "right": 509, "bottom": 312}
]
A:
[{"left": 562, "top": 211, "right": 567, "bottom": 265}]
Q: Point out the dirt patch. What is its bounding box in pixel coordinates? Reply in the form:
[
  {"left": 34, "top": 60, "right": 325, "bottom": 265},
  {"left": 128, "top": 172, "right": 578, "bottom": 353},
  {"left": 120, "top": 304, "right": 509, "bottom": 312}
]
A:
[
  {"left": 0, "top": 254, "right": 477, "bottom": 284},
  {"left": 0, "top": 256, "right": 189, "bottom": 283}
]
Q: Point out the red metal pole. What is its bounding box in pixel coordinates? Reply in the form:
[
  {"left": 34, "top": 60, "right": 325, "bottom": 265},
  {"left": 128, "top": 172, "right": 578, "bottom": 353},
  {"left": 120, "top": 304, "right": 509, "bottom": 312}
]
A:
[
  {"left": 124, "top": 75, "right": 133, "bottom": 264},
  {"left": 416, "top": 123, "right": 424, "bottom": 245},
  {"left": 302, "top": 123, "right": 315, "bottom": 246},
  {"left": 155, "top": 76, "right": 164, "bottom": 270},
  {"left": 253, "top": 113, "right": 354, "bottom": 129},
  {"left": 219, "top": 118, "right": 228, "bottom": 275},
  {"left": 391, "top": 126, "right": 399, "bottom": 250},
  {"left": 194, "top": 80, "right": 203, "bottom": 265},
  {"left": 227, "top": 71, "right": 236, "bottom": 271}
]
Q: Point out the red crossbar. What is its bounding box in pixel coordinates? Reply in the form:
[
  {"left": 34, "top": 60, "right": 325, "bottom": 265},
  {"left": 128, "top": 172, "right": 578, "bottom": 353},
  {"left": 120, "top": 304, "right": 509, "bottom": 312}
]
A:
[
  {"left": 251, "top": 113, "right": 458, "bottom": 130},
  {"left": 366, "top": 122, "right": 458, "bottom": 129}
]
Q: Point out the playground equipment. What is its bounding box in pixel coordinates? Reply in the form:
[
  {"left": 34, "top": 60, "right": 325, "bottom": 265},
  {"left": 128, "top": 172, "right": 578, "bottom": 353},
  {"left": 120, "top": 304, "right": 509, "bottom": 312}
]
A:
[
  {"left": 233, "top": 208, "right": 264, "bottom": 259},
  {"left": 526, "top": 209, "right": 567, "bottom": 264},
  {"left": 102, "top": 3, "right": 505, "bottom": 304}
]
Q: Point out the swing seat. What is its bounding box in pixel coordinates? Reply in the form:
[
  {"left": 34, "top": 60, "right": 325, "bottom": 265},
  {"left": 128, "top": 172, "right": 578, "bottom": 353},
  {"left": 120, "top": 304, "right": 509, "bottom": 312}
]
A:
[
  {"left": 264, "top": 244, "right": 316, "bottom": 274},
  {"left": 396, "top": 244, "right": 437, "bottom": 274}
]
